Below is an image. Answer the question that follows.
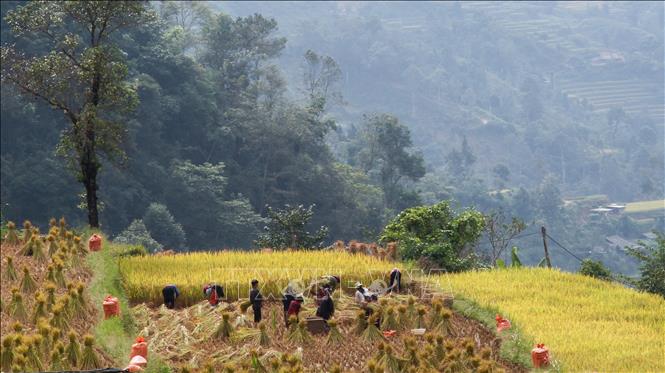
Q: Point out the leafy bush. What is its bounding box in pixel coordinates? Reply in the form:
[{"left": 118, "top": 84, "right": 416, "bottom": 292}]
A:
[
  {"left": 380, "top": 200, "right": 485, "bottom": 272},
  {"left": 579, "top": 259, "right": 613, "bottom": 281},
  {"left": 114, "top": 219, "right": 163, "bottom": 253},
  {"left": 143, "top": 203, "right": 186, "bottom": 250},
  {"left": 116, "top": 245, "right": 148, "bottom": 258},
  {"left": 627, "top": 232, "right": 665, "bottom": 298}
]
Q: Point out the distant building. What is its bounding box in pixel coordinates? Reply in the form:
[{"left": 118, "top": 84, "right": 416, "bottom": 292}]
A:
[
  {"left": 589, "top": 202, "right": 625, "bottom": 216},
  {"left": 591, "top": 50, "right": 625, "bottom": 66},
  {"left": 605, "top": 235, "right": 638, "bottom": 251},
  {"left": 591, "top": 246, "right": 607, "bottom": 255},
  {"left": 606, "top": 203, "right": 626, "bottom": 212}
]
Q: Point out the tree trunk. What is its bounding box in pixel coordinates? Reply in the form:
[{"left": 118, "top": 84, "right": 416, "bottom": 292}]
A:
[
  {"left": 82, "top": 70, "right": 102, "bottom": 228},
  {"left": 81, "top": 123, "right": 100, "bottom": 228}
]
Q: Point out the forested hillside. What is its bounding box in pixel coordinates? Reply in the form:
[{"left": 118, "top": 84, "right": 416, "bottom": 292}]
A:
[
  {"left": 219, "top": 1, "right": 663, "bottom": 198},
  {"left": 2, "top": 1, "right": 663, "bottom": 274}
]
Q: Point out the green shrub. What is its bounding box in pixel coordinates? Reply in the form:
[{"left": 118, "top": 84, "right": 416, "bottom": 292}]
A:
[
  {"left": 113, "top": 220, "right": 162, "bottom": 253},
  {"left": 143, "top": 203, "right": 186, "bottom": 250},
  {"left": 579, "top": 259, "right": 613, "bottom": 281},
  {"left": 627, "top": 232, "right": 665, "bottom": 298}
]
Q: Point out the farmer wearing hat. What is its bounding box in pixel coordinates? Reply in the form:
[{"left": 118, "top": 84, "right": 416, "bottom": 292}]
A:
[
  {"left": 354, "top": 282, "right": 369, "bottom": 306},
  {"left": 355, "top": 282, "right": 376, "bottom": 318}
]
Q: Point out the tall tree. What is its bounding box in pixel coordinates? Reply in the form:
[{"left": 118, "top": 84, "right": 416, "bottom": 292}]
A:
[
  {"left": 255, "top": 204, "right": 329, "bottom": 249},
  {"left": 606, "top": 107, "right": 626, "bottom": 143},
  {"left": 201, "top": 12, "right": 286, "bottom": 112},
  {"left": 158, "top": 1, "right": 212, "bottom": 33},
  {"left": 446, "top": 136, "right": 476, "bottom": 181},
  {"left": 164, "top": 160, "right": 263, "bottom": 248},
  {"left": 302, "top": 49, "right": 343, "bottom": 110},
  {"left": 1, "top": 1, "right": 155, "bottom": 227},
  {"left": 357, "top": 114, "right": 425, "bottom": 210},
  {"left": 157, "top": 1, "right": 213, "bottom": 56}
]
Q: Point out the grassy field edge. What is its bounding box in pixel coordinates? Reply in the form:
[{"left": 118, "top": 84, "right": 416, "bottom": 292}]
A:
[
  {"left": 85, "top": 234, "right": 170, "bottom": 372},
  {"left": 451, "top": 295, "right": 555, "bottom": 372}
]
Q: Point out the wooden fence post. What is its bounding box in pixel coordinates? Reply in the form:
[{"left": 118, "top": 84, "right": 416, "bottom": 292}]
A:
[{"left": 541, "top": 226, "right": 552, "bottom": 268}]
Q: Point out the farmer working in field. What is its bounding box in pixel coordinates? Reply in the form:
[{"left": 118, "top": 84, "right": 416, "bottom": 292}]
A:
[
  {"left": 308, "top": 274, "right": 341, "bottom": 296},
  {"left": 387, "top": 267, "right": 402, "bottom": 293},
  {"left": 282, "top": 283, "right": 298, "bottom": 318},
  {"left": 162, "top": 284, "right": 180, "bottom": 309},
  {"left": 203, "top": 283, "right": 224, "bottom": 306},
  {"left": 286, "top": 294, "right": 304, "bottom": 326},
  {"left": 315, "top": 287, "right": 335, "bottom": 320},
  {"left": 249, "top": 279, "right": 263, "bottom": 324},
  {"left": 322, "top": 275, "right": 341, "bottom": 293},
  {"left": 355, "top": 282, "right": 376, "bottom": 317}
]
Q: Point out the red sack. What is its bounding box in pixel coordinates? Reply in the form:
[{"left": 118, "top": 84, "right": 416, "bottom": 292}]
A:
[
  {"left": 88, "top": 234, "right": 102, "bottom": 252},
  {"left": 130, "top": 337, "right": 148, "bottom": 359},
  {"left": 495, "top": 314, "right": 511, "bottom": 333},
  {"left": 103, "top": 295, "right": 120, "bottom": 319},
  {"left": 382, "top": 330, "right": 397, "bottom": 338},
  {"left": 531, "top": 343, "right": 550, "bottom": 368}
]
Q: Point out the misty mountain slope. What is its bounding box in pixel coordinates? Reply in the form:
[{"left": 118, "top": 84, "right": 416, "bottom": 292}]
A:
[{"left": 216, "top": 1, "right": 664, "bottom": 199}]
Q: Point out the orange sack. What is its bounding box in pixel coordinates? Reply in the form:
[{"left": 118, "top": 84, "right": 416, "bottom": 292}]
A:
[
  {"left": 88, "top": 234, "right": 103, "bottom": 252},
  {"left": 130, "top": 337, "right": 148, "bottom": 359},
  {"left": 495, "top": 314, "right": 511, "bottom": 333},
  {"left": 103, "top": 295, "right": 120, "bottom": 319},
  {"left": 531, "top": 343, "right": 550, "bottom": 368}
]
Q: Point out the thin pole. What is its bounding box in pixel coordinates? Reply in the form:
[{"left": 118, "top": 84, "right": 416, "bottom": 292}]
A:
[{"left": 541, "top": 226, "right": 552, "bottom": 268}]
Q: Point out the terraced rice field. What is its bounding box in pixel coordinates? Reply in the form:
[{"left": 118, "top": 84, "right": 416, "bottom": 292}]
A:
[
  {"left": 625, "top": 199, "right": 665, "bottom": 214},
  {"left": 433, "top": 268, "right": 665, "bottom": 372},
  {"left": 119, "top": 250, "right": 399, "bottom": 305},
  {"left": 559, "top": 79, "right": 665, "bottom": 123}
]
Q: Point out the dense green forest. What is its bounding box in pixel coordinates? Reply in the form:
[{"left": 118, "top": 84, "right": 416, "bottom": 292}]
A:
[{"left": 1, "top": 1, "right": 663, "bottom": 275}]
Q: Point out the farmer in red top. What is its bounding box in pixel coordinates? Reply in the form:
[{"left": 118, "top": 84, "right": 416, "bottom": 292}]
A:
[
  {"left": 286, "top": 294, "right": 304, "bottom": 326},
  {"left": 203, "top": 283, "right": 224, "bottom": 306}
]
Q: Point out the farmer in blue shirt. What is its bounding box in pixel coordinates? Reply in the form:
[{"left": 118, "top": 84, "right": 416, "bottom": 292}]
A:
[{"left": 162, "top": 284, "right": 180, "bottom": 309}]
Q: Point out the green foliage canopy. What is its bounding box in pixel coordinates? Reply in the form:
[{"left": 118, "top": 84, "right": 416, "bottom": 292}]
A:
[
  {"left": 380, "top": 201, "right": 485, "bottom": 271},
  {"left": 114, "top": 219, "right": 162, "bottom": 253},
  {"left": 579, "top": 259, "right": 613, "bottom": 282},
  {"left": 143, "top": 203, "right": 186, "bottom": 250},
  {"left": 165, "top": 160, "right": 263, "bottom": 249},
  {"left": 1, "top": 0, "right": 156, "bottom": 227},
  {"left": 627, "top": 233, "right": 665, "bottom": 298},
  {"left": 255, "top": 204, "right": 328, "bottom": 249}
]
